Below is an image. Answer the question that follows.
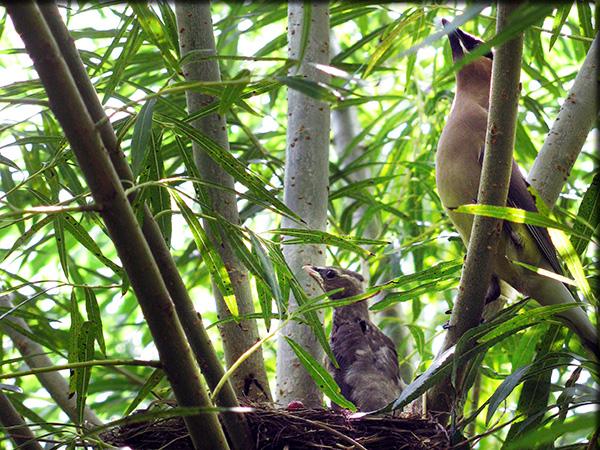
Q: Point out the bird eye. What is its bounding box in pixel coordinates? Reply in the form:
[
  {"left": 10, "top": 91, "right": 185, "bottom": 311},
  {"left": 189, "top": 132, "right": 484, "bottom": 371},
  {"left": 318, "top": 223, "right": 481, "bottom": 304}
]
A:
[{"left": 325, "top": 270, "right": 336, "bottom": 279}]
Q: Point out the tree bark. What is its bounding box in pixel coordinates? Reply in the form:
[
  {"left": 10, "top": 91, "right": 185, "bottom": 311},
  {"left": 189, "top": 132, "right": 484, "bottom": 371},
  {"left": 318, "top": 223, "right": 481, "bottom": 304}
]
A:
[
  {"left": 528, "top": 34, "right": 599, "bottom": 206},
  {"left": 427, "top": 2, "right": 524, "bottom": 418},
  {"left": 6, "top": 4, "right": 228, "bottom": 448},
  {"left": 276, "top": 1, "right": 330, "bottom": 407},
  {"left": 0, "top": 295, "right": 102, "bottom": 427},
  {"left": 38, "top": 4, "right": 252, "bottom": 448},
  {"left": 175, "top": 2, "right": 271, "bottom": 404},
  {"left": 0, "top": 391, "right": 44, "bottom": 450}
]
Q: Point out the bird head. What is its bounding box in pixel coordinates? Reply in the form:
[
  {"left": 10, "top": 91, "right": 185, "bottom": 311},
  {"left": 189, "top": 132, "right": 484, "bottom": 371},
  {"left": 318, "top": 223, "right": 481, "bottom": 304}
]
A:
[
  {"left": 441, "top": 18, "right": 493, "bottom": 92},
  {"left": 302, "top": 265, "right": 364, "bottom": 300}
]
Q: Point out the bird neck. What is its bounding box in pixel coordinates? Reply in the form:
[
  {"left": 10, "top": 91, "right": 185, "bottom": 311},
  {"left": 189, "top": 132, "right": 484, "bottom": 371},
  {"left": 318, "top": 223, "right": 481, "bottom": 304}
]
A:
[
  {"left": 333, "top": 301, "right": 370, "bottom": 323},
  {"left": 456, "top": 72, "right": 491, "bottom": 111}
]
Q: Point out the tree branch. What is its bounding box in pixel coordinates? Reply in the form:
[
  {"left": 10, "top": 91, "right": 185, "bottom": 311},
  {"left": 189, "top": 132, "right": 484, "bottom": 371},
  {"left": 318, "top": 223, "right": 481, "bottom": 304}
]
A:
[
  {"left": 37, "top": 4, "right": 251, "bottom": 447},
  {"left": 0, "top": 391, "right": 44, "bottom": 450},
  {"left": 428, "top": 2, "right": 524, "bottom": 417},
  {"left": 174, "top": 1, "right": 272, "bottom": 406},
  {"left": 5, "top": 4, "right": 228, "bottom": 448},
  {"left": 0, "top": 295, "right": 102, "bottom": 427},
  {"left": 528, "top": 34, "right": 599, "bottom": 206}
]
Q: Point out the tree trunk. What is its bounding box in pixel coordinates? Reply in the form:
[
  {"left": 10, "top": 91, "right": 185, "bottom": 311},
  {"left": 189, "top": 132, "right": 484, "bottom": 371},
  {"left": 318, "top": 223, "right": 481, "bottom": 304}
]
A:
[
  {"left": 6, "top": 4, "right": 229, "bottom": 448},
  {"left": 37, "top": 4, "right": 252, "bottom": 447},
  {"left": 175, "top": 2, "right": 271, "bottom": 403},
  {"left": 427, "top": 2, "right": 524, "bottom": 419},
  {"left": 276, "top": 1, "right": 330, "bottom": 407}
]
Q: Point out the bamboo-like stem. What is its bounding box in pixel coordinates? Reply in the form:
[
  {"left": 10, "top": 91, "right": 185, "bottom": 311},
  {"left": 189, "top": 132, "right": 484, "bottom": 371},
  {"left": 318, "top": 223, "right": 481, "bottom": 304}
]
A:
[
  {"left": 6, "top": 4, "right": 228, "bottom": 449},
  {"left": 174, "top": 2, "right": 272, "bottom": 405},
  {"left": 427, "top": 2, "right": 524, "bottom": 418},
  {"left": 37, "top": 4, "right": 251, "bottom": 447},
  {"left": 0, "top": 295, "right": 102, "bottom": 426},
  {"left": 0, "top": 391, "right": 44, "bottom": 450},
  {"left": 276, "top": 1, "right": 331, "bottom": 407}
]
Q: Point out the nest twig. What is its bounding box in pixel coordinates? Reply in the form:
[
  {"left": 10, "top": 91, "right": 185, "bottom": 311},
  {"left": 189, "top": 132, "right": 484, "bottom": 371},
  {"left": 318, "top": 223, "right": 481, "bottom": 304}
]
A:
[{"left": 101, "top": 404, "right": 450, "bottom": 449}]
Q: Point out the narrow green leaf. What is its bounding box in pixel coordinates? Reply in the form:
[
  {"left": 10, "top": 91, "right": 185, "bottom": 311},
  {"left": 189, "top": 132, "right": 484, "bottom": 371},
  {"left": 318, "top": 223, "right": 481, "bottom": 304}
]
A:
[
  {"left": 165, "top": 116, "right": 302, "bottom": 223},
  {"left": 131, "top": 98, "right": 157, "bottom": 177},
  {"left": 218, "top": 69, "right": 251, "bottom": 115},
  {"left": 454, "top": 203, "right": 572, "bottom": 233},
  {"left": 571, "top": 171, "right": 599, "bottom": 256},
  {"left": 62, "top": 214, "right": 123, "bottom": 275},
  {"left": 84, "top": 287, "right": 106, "bottom": 356},
  {"left": 486, "top": 365, "right": 530, "bottom": 424},
  {"left": 2, "top": 216, "right": 53, "bottom": 263},
  {"left": 130, "top": 3, "right": 179, "bottom": 73},
  {"left": 171, "top": 190, "right": 237, "bottom": 316},
  {"left": 273, "top": 228, "right": 388, "bottom": 257},
  {"left": 124, "top": 368, "right": 165, "bottom": 415},
  {"left": 53, "top": 215, "right": 68, "bottom": 278},
  {"left": 548, "top": 227, "right": 595, "bottom": 304},
  {"left": 284, "top": 337, "right": 356, "bottom": 411},
  {"left": 479, "top": 304, "right": 578, "bottom": 343},
  {"left": 0, "top": 153, "right": 20, "bottom": 170},
  {"left": 504, "top": 412, "right": 596, "bottom": 449},
  {"left": 75, "top": 321, "right": 95, "bottom": 424},
  {"left": 548, "top": 4, "right": 572, "bottom": 50},
  {"left": 275, "top": 76, "right": 341, "bottom": 102}
]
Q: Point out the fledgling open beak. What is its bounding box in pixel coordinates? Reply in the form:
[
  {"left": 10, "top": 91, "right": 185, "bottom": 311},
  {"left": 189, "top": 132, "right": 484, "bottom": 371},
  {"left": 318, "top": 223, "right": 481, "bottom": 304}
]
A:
[{"left": 302, "top": 265, "right": 323, "bottom": 288}]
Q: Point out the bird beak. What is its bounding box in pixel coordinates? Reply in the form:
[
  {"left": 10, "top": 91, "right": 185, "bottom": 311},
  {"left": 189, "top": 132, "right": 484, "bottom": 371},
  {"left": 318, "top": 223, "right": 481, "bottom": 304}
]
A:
[
  {"left": 442, "top": 18, "right": 486, "bottom": 62},
  {"left": 302, "top": 265, "right": 324, "bottom": 287}
]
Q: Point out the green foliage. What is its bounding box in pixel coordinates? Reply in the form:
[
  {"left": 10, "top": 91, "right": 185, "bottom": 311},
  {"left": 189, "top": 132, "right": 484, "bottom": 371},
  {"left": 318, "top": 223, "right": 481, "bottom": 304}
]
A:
[{"left": 0, "top": 2, "right": 597, "bottom": 448}]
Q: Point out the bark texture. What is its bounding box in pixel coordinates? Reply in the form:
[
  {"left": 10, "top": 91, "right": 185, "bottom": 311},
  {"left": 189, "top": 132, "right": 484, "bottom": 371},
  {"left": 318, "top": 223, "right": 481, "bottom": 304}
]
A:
[
  {"left": 175, "top": 2, "right": 271, "bottom": 404},
  {"left": 6, "top": 4, "right": 228, "bottom": 448},
  {"left": 428, "top": 2, "right": 524, "bottom": 417},
  {"left": 276, "top": 1, "right": 331, "bottom": 407},
  {"left": 528, "top": 34, "right": 599, "bottom": 206},
  {"left": 0, "top": 295, "right": 102, "bottom": 427}
]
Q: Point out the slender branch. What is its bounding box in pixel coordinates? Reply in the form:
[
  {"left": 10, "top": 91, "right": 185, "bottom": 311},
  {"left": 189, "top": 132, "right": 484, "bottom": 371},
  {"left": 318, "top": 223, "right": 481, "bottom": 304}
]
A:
[
  {"left": 0, "top": 391, "right": 44, "bottom": 450},
  {"left": 428, "top": 2, "right": 524, "bottom": 417},
  {"left": 0, "top": 295, "right": 102, "bottom": 427},
  {"left": 528, "top": 34, "right": 599, "bottom": 206},
  {"left": 38, "top": 3, "right": 251, "bottom": 448},
  {"left": 5, "top": 4, "right": 228, "bottom": 449}
]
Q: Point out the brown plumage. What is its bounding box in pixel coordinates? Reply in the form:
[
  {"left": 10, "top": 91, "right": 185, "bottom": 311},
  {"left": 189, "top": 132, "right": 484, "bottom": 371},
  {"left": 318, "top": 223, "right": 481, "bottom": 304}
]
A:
[
  {"left": 303, "top": 265, "right": 402, "bottom": 411},
  {"left": 436, "top": 20, "right": 598, "bottom": 356}
]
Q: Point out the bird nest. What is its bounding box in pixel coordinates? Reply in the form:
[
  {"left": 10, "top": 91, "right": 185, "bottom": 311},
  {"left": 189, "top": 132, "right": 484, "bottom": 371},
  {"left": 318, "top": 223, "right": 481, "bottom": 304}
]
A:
[{"left": 100, "top": 403, "right": 450, "bottom": 450}]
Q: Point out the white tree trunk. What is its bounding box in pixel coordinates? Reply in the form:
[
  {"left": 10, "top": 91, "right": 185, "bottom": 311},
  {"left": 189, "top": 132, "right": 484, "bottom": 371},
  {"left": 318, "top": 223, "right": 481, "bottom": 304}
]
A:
[
  {"left": 276, "top": 1, "right": 330, "bottom": 407},
  {"left": 175, "top": 2, "right": 271, "bottom": 402},
  {"left": 528, "top": 34, "right": 598, "bottom": 205}
]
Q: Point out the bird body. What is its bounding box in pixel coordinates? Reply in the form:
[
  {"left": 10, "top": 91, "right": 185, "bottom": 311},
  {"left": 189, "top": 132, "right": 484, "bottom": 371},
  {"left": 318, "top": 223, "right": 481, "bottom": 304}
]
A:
[
  {"left": 436, "top": 22, "right": 598, "bottom": 356},
  {"left": 303, "top": 265, "right": 402, "bottom": 411}
]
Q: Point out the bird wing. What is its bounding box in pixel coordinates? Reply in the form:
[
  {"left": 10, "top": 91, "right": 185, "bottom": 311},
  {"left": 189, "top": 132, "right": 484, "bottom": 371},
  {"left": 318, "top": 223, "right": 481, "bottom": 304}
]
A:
[
  {"left": 478, "top": 149, "right": 562, "bottom": 275},
  {"left": 330, "top": 317, "right": 401, "bottom": 409}
]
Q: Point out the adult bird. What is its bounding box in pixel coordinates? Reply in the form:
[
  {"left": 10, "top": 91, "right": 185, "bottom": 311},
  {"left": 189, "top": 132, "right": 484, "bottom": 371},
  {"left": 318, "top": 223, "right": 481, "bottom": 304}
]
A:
[
  {"left": 302, "top": 265, "right": 403, "bottom": 411},
  {"left": 435, "top": 20, "right": 598, "bottom": 356}
]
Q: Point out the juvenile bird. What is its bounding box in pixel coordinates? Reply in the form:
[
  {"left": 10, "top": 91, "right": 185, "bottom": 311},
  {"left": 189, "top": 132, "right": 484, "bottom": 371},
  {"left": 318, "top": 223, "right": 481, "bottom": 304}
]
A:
[
  {"left": 436, "top": 20, "right": 598, "bottom": 356},
  {"left": 302, "top": 265, "right": 402, "bottom": 411}
]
